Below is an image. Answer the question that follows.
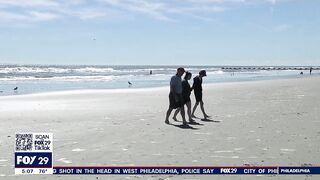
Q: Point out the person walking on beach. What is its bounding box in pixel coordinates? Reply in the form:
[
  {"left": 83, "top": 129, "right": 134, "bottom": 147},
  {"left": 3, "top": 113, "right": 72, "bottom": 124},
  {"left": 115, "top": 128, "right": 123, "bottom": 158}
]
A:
[
  {"left": 165, "top": 67, "right": 187, "bottom": 125},
  {"left": 310, "top": 67, "right": 313, "bottom": 75},
  {"left": 191, "top": 70, "right": 210, "bottom": 119},
  {"left": 172, "top": 71, "right": 195, "bottom": 123}
]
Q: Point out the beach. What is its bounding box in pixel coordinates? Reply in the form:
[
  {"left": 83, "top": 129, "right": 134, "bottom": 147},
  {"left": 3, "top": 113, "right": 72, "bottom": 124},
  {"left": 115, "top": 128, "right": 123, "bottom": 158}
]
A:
[{"left": 0, "top": 76, "right": 319, "bottom": 180}]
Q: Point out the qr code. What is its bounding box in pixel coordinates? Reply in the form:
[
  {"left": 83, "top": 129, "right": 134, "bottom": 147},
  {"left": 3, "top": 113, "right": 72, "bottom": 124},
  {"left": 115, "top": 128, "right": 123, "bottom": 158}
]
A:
[{"left": 15, "top": 134, "right": 33, "bottom": 151}]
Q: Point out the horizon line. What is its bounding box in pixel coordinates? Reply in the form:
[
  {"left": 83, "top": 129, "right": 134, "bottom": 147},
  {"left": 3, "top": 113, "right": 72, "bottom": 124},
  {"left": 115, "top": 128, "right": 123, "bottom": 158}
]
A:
[{"left": 0, "top": 63, "right": 319, "bottom": 67}]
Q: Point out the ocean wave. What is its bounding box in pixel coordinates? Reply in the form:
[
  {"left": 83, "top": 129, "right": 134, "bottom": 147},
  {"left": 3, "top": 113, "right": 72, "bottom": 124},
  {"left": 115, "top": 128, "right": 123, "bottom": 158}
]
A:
[
  {"left": 74, "top": 67, "right": 116, "bottom": 73},
  {"left": 0, "top": 75, "right": 117, "bottom": 82},
  {"left": 206, "top": 70, "right": 225, "bottom": 75},
  {"left": 0, "top": 65, "right": 308, "bottom": 84},
  {"left": 0, "top": 66, "right": 117, "bottom": 74}
]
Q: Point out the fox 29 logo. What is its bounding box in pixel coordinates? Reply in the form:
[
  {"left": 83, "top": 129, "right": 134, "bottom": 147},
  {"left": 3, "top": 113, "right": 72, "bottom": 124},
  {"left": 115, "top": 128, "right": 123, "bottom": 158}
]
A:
[{"left": 15, "top": 152, "right": 52, "bottom": 168}]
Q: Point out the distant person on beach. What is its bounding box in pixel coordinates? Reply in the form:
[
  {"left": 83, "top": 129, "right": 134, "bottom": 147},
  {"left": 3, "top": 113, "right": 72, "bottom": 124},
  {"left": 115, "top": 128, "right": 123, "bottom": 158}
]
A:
[
  {"left": 172, "top": 71, "right": 195, "bottom": 123},
  {"left": 310, "top": 67, "right": 313, "bottom": 75},
  {"left": 165, "top": 67, "right": 187, "bottom": 125},
  {"left": 191, "top": 70, "right": 210, "bottom": 119},
  {"left": 150, "top": 70, "right": 153, "bottom": 75}
]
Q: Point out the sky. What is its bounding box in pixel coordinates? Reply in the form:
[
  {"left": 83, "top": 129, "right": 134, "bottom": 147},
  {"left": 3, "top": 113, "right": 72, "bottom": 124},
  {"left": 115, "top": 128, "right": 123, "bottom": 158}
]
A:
[{"left": 0, "top": 0, "right": 319, "bottom": 66}]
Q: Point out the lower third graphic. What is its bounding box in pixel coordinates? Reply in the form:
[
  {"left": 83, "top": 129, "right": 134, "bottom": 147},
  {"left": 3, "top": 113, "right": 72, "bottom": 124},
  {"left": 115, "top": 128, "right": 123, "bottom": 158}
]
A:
[{"left": 15, "top": 132, "right": 53, "bottom": 175}]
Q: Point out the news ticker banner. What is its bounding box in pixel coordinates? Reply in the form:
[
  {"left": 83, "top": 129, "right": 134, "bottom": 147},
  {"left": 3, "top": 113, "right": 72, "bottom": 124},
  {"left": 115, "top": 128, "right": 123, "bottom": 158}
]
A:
[
  {"left": 53, "top": 166, "right": 320, "bottom": 175},
  {"left": 14, "top": 133, "right": 320, "bottom": 175},
  {"left": 15, "top": 133, "right": 53, "bottom": 174}
]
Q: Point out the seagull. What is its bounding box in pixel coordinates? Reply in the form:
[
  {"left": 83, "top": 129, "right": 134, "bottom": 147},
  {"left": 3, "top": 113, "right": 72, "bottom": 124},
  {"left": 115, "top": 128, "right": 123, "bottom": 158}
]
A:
[
  {"left": 14, "top": 87, "right": 18, "bottom": 91},
  {"left": 128, "top": 81, "right": 132, "bottom": 87}
]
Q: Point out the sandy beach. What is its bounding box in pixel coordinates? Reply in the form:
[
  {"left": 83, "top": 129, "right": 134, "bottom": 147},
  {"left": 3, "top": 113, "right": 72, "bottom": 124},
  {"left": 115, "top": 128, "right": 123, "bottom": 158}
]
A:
[{"left": 0, "top": 76, "right": 319, "bottom": 180}]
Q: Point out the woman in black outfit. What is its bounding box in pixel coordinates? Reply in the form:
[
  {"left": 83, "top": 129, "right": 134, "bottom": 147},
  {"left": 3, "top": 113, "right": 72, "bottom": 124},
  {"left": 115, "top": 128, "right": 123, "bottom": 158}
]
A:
[{"left": 191, "top": 70, "right": 210, "bottom": 119}]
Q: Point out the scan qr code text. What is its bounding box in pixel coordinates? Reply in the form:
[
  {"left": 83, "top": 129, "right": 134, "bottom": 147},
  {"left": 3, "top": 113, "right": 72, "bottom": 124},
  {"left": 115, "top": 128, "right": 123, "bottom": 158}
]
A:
[{"left": 34, "top": 134, "right": 52, "bottom": 151}]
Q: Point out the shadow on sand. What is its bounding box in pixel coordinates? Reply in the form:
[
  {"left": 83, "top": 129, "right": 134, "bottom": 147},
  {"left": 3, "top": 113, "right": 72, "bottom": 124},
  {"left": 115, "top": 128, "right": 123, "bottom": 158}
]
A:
[
  {"left": 170, "top": 124, "right": 199, "bottom": 130},
  {"left": 173, "top": 119, "right": 204, "bottom": 126},
  {"left": 201, "top": 118, "right": 221, "bottom": 123},
  {"left": 188, "top": 121, "right": 204, "bottom": 126}
]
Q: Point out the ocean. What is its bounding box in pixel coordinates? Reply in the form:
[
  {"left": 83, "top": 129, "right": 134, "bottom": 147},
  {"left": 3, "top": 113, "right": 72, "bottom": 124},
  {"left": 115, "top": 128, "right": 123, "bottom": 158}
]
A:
[{"left": 0, "top": 64, "right": 317, "bottom": 96}]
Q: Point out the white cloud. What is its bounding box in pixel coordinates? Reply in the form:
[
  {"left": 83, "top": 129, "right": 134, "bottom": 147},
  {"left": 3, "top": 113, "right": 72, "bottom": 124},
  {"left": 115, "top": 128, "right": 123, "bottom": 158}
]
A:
[
  {"left": 65, "top": 8, "right": 108, "bottom": 20},
  {"left": 0, "top": 0, "right": 96, "bottom": 23},
  {"left": 0, "top": 10, "right": 59, "bottom": 23},
  {"left": 99, "top": 0, "right": 174, "bottom": 21},
  {"left": 0, "top": 0, "right": 59, "bottom": 7},
  {"left": 184, "top": 0, "right": 288, "bottom": 5},
  {"left": 184, "top": 0, "right": 246, "bottom": 3},
  {"left": 28, "top": 11, "right": 59, "bottom": 22},
  {"left": 0, "top": 0, "right": 294, "bottom": 24},
  {"left": 99, "top": 0, "right": 229, "bottom": 21},
  {"left": 169, "top": 6, "right": 227, "bottom": 14},
  {"left": 0, "top": 11, "right": 28, "bottom": 22}
]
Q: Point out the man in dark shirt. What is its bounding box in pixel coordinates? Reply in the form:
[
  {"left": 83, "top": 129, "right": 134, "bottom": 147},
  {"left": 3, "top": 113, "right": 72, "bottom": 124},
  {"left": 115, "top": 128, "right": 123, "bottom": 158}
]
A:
[{"left": 191, "top": 70, "right": 210, "bottom": 119}]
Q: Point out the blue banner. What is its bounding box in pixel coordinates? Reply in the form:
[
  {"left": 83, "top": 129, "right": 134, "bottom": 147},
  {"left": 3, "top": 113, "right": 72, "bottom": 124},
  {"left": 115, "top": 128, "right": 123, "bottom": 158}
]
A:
[
  {"left": 279, "top": 167, "right": 320, "bottom": 174},
  {"left": 15, "top": 152, "right": 52, "bottom": 168}
]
